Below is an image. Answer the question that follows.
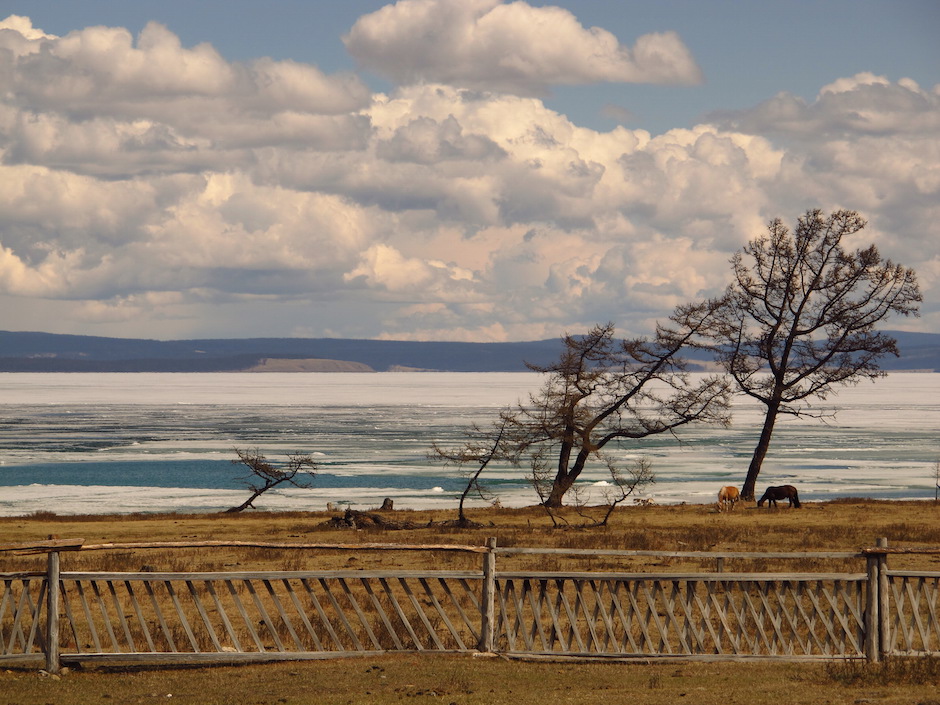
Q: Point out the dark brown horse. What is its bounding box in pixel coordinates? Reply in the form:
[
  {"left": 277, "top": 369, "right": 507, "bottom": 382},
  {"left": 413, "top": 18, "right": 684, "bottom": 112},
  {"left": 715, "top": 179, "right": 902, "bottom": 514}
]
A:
[{"left": 757, "top": 485, "right": 801, "bottom": 508}]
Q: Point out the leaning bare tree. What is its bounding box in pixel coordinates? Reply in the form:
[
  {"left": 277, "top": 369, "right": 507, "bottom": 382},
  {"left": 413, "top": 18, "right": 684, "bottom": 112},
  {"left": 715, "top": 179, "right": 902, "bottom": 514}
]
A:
[
  {"left": 429, "top": 412, "right": 515, "bottom": 527},
  {"left": 226, "top": 447, "right": 318, "bottom": 513},
  {"left": 506, "top": 308, "right": 733, "bottom": 508},
  {"left": 704, "top": 209, "right": 921, "bottom": 500}
]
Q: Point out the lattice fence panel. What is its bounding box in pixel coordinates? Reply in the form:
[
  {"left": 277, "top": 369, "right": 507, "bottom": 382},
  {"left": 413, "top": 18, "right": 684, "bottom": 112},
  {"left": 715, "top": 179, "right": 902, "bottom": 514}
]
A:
[
  {"left": 0, "top": 574, "right": 46, "bottom": 659},
  {"left": 58, "top": 571, "right": 482, "bottom": 656},
  {"left": 494, "top": 572, "right": 867, "bottom": 658},
  {"left": 884, "top": 571, "right": 940, "bottom": 655}
]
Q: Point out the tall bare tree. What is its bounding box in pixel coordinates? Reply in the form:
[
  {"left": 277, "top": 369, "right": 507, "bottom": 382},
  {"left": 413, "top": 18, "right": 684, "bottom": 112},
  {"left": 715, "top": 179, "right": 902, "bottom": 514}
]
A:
[
  {"left": 706, "top": 209, "right": 921, "bottom": 500},
  {"left": 506, "top": 307, "right": 732, "bottom": 507},
  {"left": 226, "top": 447, "right": 318, "bottom": 513}
]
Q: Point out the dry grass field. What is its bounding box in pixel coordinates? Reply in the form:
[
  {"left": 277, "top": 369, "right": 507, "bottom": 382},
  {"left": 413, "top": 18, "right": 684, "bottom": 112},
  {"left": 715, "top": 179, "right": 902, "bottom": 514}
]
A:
[{"left": 2, "top": 498, "right": 939, "bottom": 704}]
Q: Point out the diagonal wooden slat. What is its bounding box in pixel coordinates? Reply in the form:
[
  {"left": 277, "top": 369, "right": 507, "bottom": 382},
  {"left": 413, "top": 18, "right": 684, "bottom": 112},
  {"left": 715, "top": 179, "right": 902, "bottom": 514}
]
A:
[
  {"left": 525, "top": 579, "right": 550, "bottom": 651},
  {"left": 508, "top": 579, "right": 533, "bottom": 651},
  {"left": 226, "top": 579, "right": 265, "bottom": 652},
  {"left": 919, "top": 577, "right": 940, "bottom": 651},
  {"left": 262, "top": 579, "right": 303, "bottom": 651},
  {"left": 624, "top": 580, "right": 653, "bottom": 653},
  {"left": 185, "top": 580, "right": 222, "bottom": 653},
  {"left": 706, "top": 582, "right": 739, "bottom": 654},
  {"left": 106, "top": 581, "right": 135, "bottom": 651},
  {"left": 5, "top": 580, "right": 32, "bottom": 654},
  {"left": 642, "top": 581, "right": 671, "bottom": 654},
  {"left": 541, "top": 580, "right": 565, "bottom": 652},
  {"left": 318, "top": 578, "right": 362, "bottom": 651},
  {"left": 557, "top": 579, "right": 586, "bottom": 652},
  {"left": 165, "top": 580, "right": 200, "bottom": 652},
  {"left": 123, "top": 581, "right": 157, "bottom": 653},
  {"left": 360, "top": 577, "right": 402, "bottom": 651},
  {"left": 888, "top": 576, "right": 909, "bottom": 651},
  {"left": 145, "top": 580, "right": 178, "bottom": 652},
  {"left": 739, "top": 583, "right": 773, "bottom": 654},
  {"left": 205, "top": 581, "right": 242, "bottom": 653},
  {"left": 300, "top": 578, "right": 344, "bottom": 651},
  {"left": 594, "top": 580, "right": 621, "bottom": 653},
  {"left": 89, "top": 581, "right": 121, "bottom": 652},
  {"left": 803, "top": 582, "right": 841, "bottom": 655},
  {"left": 74, "top": 581, "right": 103, "bottom": 653},
  {"left": 419, "top": 577, "right": 467, "bottom": 650},
  {"left": 399, "top": 577, "right": 445, "bottom": 651},
  {"left": 494, "top": 579, "right": 514, "bottom": 650},
  {"left": 903, "top": 577, "right": 931, "bottom": 652},
  {"left": 378, "top": 577, "right": 421, "bottom": 650},
  {"left": 607, "top": 580, "right": 638, "bottom": 653},
  {"left": 59, "top": 580, "right": 83, "bottom": 654},
  {"left": 440, "top": 577, "right": 479, "bottom": 647},
  {"left": 22, "top": 579, "right": 46, "bottom": 656},
  {"left": 691, "top": 581, "right": 721, "bottom": 655},
  {"left": 789, "top": 581, "right": 826, "bottom": 655},
  {"left": 581, "top": 579, "right": 603, "bottom": 653}
]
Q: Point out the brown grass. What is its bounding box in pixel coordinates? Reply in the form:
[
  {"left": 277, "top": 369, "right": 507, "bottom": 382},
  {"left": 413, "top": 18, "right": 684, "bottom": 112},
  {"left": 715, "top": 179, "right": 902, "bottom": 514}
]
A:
[
  {"left": 3, "top": 498, "right": 939, "bottom": 573},
  {"left": 1, "top": 500, "right": 939, "bottom": 704},
  {"left": 2, "top": 654, "right": 939, "bottom": 705}
]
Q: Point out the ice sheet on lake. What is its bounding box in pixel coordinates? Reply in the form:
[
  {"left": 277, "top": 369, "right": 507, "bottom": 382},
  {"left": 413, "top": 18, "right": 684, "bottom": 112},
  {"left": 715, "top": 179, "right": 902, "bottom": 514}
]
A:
[{"left": 0, "top": 372, "right": 937, "bottom": 516}]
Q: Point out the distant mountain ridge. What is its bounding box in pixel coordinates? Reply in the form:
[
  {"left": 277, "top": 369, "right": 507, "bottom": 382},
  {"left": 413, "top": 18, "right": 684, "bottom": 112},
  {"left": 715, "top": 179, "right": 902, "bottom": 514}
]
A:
[
  {"left": 0, "top": 330, "right": 937, "bottom": 372},
  {"left": 0, "top": 331, "right": 566, "bottom": 372}
]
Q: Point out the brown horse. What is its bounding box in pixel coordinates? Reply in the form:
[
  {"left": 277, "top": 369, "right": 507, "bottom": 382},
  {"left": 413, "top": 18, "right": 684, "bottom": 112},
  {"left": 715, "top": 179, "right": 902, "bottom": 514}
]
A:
[
  {"left": 717, "top": 485, "right": 740, "bottom": 512},
  {"left": 757, "top": 485, "right": 801, "bottom": 508}
]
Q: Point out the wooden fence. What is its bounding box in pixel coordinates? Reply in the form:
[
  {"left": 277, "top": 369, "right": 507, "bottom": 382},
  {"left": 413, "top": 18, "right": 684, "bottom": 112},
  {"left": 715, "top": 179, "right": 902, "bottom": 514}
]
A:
[{"left": 2, "top": 538, "right": 938, "bottom": 671}]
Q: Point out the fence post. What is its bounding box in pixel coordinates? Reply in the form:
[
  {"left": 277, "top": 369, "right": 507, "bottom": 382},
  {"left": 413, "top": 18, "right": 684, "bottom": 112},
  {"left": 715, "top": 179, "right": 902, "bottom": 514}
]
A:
[
  {"left": 877, "top": 537, "right": 889, "bottom": 659},
  {"left": 480, "top": 537, "right": 497, "bottom": 653},
  {"left": 45, "top": 547, "right": 61, "bottom": 674},
  {"left": 864, "top": 542, "right": 880, "bottom": 662},
  {"left": 864, "top": 537, "right": 890, "bottom": 662}
]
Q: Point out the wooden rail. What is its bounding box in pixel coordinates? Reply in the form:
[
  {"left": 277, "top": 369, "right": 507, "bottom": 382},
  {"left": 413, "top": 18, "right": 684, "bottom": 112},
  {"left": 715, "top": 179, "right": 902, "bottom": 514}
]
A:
[{"left": 2, "top": 538, "right": 939, "bottom": 671}]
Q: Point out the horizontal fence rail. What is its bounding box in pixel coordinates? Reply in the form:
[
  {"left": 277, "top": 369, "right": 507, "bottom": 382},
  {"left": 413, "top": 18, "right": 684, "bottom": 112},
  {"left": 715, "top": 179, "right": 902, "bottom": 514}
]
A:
[{"left": 2, "top": 538, "right": 939, "bottom": 670}]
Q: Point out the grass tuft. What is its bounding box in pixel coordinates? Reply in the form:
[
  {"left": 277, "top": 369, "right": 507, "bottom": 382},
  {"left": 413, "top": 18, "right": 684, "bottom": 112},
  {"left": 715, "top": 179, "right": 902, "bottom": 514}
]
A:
[{"left": 823, "top": 656, "right": 940, "bottom": 686}]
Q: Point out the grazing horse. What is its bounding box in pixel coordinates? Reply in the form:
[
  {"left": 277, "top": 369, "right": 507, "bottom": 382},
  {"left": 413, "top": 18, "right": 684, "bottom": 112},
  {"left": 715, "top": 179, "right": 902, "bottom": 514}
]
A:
[
  {"left": 717, "top": 486, "right": 740, "bottom": 512},
  {"left": 757, "top": 485, "right": 801, "bottom": 508}
]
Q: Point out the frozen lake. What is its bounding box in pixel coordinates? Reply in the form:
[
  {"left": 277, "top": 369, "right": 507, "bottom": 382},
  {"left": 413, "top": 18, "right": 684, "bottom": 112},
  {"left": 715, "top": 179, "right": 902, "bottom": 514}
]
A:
[{"left": 0, "top": 372, "right": 937, "bottom": 516}]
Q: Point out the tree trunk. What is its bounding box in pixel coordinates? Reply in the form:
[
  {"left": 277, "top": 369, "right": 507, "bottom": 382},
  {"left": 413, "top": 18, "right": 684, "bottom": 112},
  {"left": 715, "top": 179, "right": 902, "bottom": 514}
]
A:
[
  {"left": 225, "top": 488, "right": 264, "bottom": 513},
  {"left": 741, "top": 397, "right": 781, "bottom": 501},
  {"left": 544, "top": 475, "right": 575, "bottom": 507},
  {"left": 545, "top": 448, "right": 589, "bottom": 507}
]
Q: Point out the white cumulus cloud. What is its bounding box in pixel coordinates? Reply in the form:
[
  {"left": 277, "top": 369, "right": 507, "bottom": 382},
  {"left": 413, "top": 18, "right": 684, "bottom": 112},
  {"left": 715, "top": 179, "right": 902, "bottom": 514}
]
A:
[
  {"left": 0, "top": 12, "right": 937, "bottom": 340},
  {"left": 344, "top": 0, "right": 703, "bottom": 95}
]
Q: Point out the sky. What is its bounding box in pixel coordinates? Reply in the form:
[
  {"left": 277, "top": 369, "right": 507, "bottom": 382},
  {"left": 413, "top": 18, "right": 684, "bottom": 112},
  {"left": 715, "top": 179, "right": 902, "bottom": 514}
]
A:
[{"left": 0, "top": 1, "right": 938, "bottom": 342}]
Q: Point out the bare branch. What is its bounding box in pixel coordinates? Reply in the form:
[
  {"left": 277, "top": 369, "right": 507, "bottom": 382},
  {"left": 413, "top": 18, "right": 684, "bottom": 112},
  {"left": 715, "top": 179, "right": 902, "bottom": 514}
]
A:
[
  {"left": 502, "top": 319, "right": 731, "bottom": 508},
  {"left": 699, "top": 209, "right": 921, "bottom": 500},
  {"left": 226, "top": 447, "right": 318, "bottom": 513},
  {"left": 429, "top": 412, "right": 516, "bottom": 526}
]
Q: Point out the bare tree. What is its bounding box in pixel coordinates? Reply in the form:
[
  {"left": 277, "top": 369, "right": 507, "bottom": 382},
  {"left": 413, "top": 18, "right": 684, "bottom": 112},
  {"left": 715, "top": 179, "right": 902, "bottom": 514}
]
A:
[
  {"left": 429, "top": 413, "right": 516, "bottom": 527},
  {"left": 705, "top": 209, "right": 921, "bottom": 500},
  {"left": 933, "top": 458, "right": 940, "bottom": 503},
  {"left": 506, "top": 308, "right": 732, "bottom": 508},
  {"left": 597, "top": 456, "right": 654, "bottom": 526},
  {"left": 225, "top": 447, "right": 318, "bottom": 513}
]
